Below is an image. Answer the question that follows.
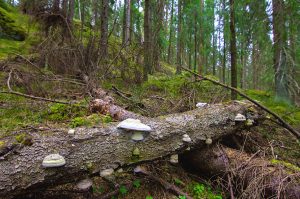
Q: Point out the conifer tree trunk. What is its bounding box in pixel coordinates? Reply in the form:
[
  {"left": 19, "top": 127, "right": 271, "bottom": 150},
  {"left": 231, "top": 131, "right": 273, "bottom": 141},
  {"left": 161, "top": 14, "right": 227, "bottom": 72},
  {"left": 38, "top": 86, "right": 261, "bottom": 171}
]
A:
[
  {"left": 198, "top": 0, "right": 204, "bottom": 75},
  {"left": 229, "top": 0, "right": 237, "bottom": 100},
  {"left": 123, "top": 0, "right": 131, "bottom": 46},
  {"left": 62, "top": 0, "right": 68, "bottom": 17},
  {"left": 176, "top": 0, "right": 182, "bottom": 74},
  {"left": 272, "top": 0, "right": 289, "bottom": 101},
  {"left": 100, "top": 0, "right": 109, "bottom": 59},
  {"left": 68, "top": 0, "right": 75, "bottom": 28},
  {"left": 167, "top": 0, "right": 174, "bottom": 64},
  {"left": 143, "top": 0, "right": 151, "bottom": 81}
]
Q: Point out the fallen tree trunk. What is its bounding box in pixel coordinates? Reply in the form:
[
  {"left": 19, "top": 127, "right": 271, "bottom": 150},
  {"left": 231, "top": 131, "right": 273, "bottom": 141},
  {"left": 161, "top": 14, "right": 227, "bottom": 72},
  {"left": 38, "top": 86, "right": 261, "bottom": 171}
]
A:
[
  {"left": 180, "top": 145, "right": 300, "bottom": 199},
  {"left": 0, "top": 102, "right": 259, "bottom": 198}
]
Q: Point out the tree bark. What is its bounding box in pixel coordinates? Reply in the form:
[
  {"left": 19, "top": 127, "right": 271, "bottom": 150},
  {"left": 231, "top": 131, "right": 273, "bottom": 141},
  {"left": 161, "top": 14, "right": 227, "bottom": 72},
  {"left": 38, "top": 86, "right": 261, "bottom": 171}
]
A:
[
  {"left": 176, "top": 0, "right": 182, "bottom": 74},
  {"left": 143, "top": 0, "right": 151, "bottom": 81},
  {"left": 198, "top": 0, "right": 204, "bottom": 75},
  {"left": 167, "top": 0, "right": 174, "bottom": 64},
  {"left": 229, "top": 0, "right": 237, "bottom": 100},
  {"left": 272, "top": 0, "right": 289, "bottom": 101},
  {"left": 123, "top": 0, "right": 131, "bottom": 46},
  {"left": 67, "top": 0, "right": 75, "bottom": 28},
  {"left": 0, "top": 102, "right": 259, "bottom": 198},
  {"left": 100, "top": 0, "right": 109, "bottom": 60}
]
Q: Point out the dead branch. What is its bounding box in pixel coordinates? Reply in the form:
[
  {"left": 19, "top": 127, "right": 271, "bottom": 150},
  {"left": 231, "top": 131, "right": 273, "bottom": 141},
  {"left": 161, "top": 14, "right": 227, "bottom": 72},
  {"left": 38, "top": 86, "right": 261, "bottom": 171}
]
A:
[
  {"left": 134, "top": 166, "right": 193, "bottom": 199},
  {"left": 181, "top": 67, "right": 300, "bottom": 139}
]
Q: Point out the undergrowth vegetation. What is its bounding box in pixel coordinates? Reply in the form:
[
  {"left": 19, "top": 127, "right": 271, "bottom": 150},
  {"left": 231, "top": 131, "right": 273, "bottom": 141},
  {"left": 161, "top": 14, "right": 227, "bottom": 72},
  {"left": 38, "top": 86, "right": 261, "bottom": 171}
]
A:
[{"left": 0, "top": 0, "right": 39, "bottom": 59}]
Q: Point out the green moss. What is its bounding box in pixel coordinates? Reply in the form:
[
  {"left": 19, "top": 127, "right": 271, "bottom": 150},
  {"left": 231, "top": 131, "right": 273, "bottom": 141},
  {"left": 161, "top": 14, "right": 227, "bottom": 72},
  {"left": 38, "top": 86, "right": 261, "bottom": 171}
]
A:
[
  {"left": 15, "top": 133, "right": 26, "bottom": 143},
  {"left": 70, "top": 117, "right": 89, "bottom": 128},
  {"left": 0, "top": 7, "right": 26, "bottom": 41},
  {"left": 44, "top": 103, "right": 87, "bottom": 122},
  {"left": 270, "top": 159, "right": 300, "bottom": 172},
  {"left": 244, "top": 90, "right": 300, "bottom": 125},
  {"left": 69, "top": 114, "right": 113, "bottom": 128},
  {"left": 0, "top": 141, "right": 5, "bottom": 148}
]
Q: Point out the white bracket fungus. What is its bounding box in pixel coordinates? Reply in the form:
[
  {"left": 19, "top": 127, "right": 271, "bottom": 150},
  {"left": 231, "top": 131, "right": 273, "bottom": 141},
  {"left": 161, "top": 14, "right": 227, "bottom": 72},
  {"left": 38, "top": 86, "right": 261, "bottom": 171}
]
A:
[
  {"left": 117, "top": 118, "right": 152, "bottom": 141},
  {"left": 170, "top": 154, "right": 179, "bottom": 164},
  {"left": 205, "top": 138, "right": 213, "bottom": 145},
  {"left": 68, "top": 129, "right": 75, "bottom": 135},
  {"left": 196, "top": 102, "right": 208, "bottom": 108},
  {"left": 76, "top": 179, "right": 93, "bottom": 191},
  {"left": 42, "top": 154, "right": 66, "bottom": 168},
  {"left": 100, "top": 168, "right": 114, "bottom": 177},
  {"left": 182, "top": 134, "right": 192, "bottom": 143},
  {"left": 234, "top": 113, "right": 246, "bottom": 122}
]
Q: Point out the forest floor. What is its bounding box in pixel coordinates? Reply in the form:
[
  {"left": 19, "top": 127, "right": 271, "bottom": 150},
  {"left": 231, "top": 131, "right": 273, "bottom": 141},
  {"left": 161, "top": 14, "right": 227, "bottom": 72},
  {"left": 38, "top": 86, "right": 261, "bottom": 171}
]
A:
[{"left": 1, "top": 5, "right": 300, "bottom": 199}]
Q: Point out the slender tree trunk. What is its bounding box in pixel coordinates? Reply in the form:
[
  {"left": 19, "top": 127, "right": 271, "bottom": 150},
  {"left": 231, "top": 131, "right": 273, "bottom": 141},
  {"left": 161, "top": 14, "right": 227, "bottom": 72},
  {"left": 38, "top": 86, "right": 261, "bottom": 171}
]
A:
[
  {"left": 212, "top": 0, "right": 216, "bottom": 76},
  {"left": 143, "top": 0, "right": 151, "bottom": 81},
  {"left": 176, "top": 0, "right": 182, "bottom": 74},
  {"left": 153, "top": 0, "right": 164, "bottom": 71},
  {"left": 272, "top": 0, "right": 289, "bottom": 101},
  {"left": 62, "top": 0, "right": 68, "bottom": 17},
  {"left": 194, "top": 11, "right": 197, "bottom": 72},
  {"left": 99, "top": 0, "right": 109, "bottom": 60},
  {"left": 123, "top": 0, "right": 131, "bottom": 46},
  {"left": 198, "top": 0, "right": 204, "bottom": 75},
  {"left": 222, "top": 0, "right": 226, "bottom": 83},
  {"left": 93, "top": 0, "right": 99, "bottom": 29},
  {"left": 229, "top": 0, "right": 237, "bottom": 100},
  {"left": 68, "top": 0, "right": 75, "bottom": 28},
  {"left": 167, "top": 0, "right": 174, "bottom": 64}
]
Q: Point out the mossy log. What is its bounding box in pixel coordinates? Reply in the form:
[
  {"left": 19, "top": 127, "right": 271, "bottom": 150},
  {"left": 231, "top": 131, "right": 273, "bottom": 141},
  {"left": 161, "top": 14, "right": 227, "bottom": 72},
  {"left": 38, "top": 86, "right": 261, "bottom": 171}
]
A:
[{"left": 0, "top": 102, "right": 261, "bottom": 198}]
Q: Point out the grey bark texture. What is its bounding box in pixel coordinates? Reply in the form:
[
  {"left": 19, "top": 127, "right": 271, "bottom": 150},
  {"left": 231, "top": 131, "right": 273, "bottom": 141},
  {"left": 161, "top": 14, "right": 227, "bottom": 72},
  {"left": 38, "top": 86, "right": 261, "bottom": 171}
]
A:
[{"left": 0, "top": 102, "right": 260, "bottom": 198}]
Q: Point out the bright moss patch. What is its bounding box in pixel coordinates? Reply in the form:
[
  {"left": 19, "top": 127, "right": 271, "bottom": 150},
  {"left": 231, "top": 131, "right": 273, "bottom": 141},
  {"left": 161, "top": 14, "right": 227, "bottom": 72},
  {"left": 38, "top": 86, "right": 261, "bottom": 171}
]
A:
[
  {"left": 0, "top": 7, "right": 26, "bottom": 41},
  {"left": 243, "top": 90, "right": 300, "bottom": 125},
  {"left": 0, "top": 3, "right": 40, "bottom": 59},
  {"left": 271, "top": 159, "right": 300, "bottom": 172},
  {"left": 70, "top": 114, "right": 113, "bottom": 128}
]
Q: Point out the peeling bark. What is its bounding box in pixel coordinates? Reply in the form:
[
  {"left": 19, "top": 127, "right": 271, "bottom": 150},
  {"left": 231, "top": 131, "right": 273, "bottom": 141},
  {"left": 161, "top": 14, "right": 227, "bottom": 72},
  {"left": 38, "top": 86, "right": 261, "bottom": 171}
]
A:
[{"left": 0, "top": 102, "right": 259, "bottom": 198}]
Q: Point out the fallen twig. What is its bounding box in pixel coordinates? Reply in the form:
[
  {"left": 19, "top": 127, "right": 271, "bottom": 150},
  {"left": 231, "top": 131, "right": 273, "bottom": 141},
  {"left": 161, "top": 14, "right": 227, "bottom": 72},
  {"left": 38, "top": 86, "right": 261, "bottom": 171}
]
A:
[
  {"left": 181, "top": 67, "right": 300, "bottom": 139},
  {"left": 0, "top": 91, "right": 86, "bottom": 107},
  {"left": 134, "top": 166, "right": 193, "bottom": 199}
]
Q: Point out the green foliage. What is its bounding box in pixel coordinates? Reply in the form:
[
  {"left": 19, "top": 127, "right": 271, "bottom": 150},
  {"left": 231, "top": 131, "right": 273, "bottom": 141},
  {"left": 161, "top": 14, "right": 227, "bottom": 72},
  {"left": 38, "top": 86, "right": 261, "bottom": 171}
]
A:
[
  {"left": 141, "top": 73, "right": 189, "bottom": 97},
  {"left": 177, "top": 196, "right": 186, "bottom": 199},
  {"left": 133, "top": 179, "right": 141, "bottom": 188},
  {"left": 174, "top": 178, "right": 185, "bottom": 186},
  {"left": 0, "top": 0, "right": 10, "bottom": 11},
  {"left": 0, "top": 7, "right": 26, "bottom": 41},
  {"left": 92, "top": 185, "right": 104, "bottom": 193},
  {"left": 44, "top": 103, "right": 86, "bottom": 122},
  {"left": 0, "top": 93, "right": 44, "bottom": 135},
  {"left": 190, "top": 183, "right": 222, "bottom": 199},
  {"left": 119, "top": 185, "right": 128, "bottom": 195},
  {"left": 146, "top": 196, "right": 153, "bottom": 199},
  {"left": 244, "top": 90, "right": 300, "bottom": 125},
  {"left": 70, "top": 117, "right": 89, "bottom": 128}
]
